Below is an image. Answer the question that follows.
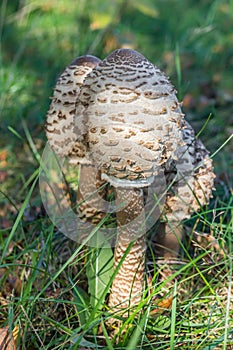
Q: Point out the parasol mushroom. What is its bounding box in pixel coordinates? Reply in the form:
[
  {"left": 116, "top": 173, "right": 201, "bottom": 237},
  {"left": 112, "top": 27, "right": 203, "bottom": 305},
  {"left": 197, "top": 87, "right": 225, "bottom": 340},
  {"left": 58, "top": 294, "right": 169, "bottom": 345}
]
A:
[
  {"left": 45, "top": 48, "right": 214, "bottom": 318},
  {"left": 155, "top": 118, "right": 215, "bottom": 264},
  {"left": 45, "top": 54, "right": 106, "bottom": 227}
]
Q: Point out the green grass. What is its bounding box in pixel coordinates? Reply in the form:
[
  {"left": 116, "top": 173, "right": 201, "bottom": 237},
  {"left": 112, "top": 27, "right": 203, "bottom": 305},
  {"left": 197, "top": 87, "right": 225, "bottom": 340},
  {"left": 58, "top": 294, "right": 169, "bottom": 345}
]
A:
[{"left": 0, "top": 0, "right": 233, "bottom": 348}]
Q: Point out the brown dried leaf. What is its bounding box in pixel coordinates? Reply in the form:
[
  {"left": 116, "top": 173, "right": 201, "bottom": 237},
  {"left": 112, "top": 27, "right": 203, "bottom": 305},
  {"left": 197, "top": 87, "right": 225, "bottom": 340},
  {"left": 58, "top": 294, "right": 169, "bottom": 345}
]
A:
[
  {"left": 192, "top": 231, "right": 226, "bottom": 261},
  {"left": 0, "top": 325, "right": 19, "bottom": 350},
  {"left": 150, "top": 297, "right": 173, "bottom": 315},
  {"left": 0, "top": 171, "right": 8, "bottom": 182},
  {"left": 0, "top": 149, "right": 8, "bottom": 167},
  {"left": 0, "top": 268, "right": 22, "bottom": 297}
]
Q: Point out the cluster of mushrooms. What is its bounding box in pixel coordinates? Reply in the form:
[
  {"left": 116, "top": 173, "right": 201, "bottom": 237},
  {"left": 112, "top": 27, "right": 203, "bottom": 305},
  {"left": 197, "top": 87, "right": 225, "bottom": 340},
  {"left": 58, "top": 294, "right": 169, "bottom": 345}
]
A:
[{"left": 45, "top": 49, "right": 215, "bottom": 316}]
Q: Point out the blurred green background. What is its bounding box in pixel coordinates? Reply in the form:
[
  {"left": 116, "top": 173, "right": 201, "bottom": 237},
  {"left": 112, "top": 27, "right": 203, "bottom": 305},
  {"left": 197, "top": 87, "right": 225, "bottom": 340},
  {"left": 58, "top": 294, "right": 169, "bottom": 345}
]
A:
[{"left": 1, "top": 0, "right": 233, "bottom": 212}]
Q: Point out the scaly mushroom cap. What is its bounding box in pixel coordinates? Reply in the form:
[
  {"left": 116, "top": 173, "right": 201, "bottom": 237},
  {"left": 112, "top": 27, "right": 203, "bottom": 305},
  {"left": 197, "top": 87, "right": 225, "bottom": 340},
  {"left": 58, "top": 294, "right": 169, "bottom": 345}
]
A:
[
  {"left": 45, "top": 55, "right": 107, "bottom": 229},
  {"left": 163, "top": 119, "right": 215, "bottom": 222},
  {"left": 45, "top": 55, "right": 101, "bottom": 158},
  {"left": 74, "top": 48, "right": 185, "bottom": 187}
]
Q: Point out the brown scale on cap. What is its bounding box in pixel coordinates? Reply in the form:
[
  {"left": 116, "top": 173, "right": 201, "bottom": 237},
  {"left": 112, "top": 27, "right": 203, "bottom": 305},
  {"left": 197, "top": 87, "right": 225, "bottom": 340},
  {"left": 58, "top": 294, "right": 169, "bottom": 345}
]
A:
[{"left": 45, "top": 48, "right": 215, "bottom": 322}]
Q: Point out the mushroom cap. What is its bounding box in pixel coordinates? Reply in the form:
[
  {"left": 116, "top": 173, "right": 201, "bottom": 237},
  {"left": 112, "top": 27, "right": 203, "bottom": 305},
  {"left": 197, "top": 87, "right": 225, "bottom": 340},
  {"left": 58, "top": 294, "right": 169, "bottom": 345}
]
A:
[
  {"left": 74, "top": 48, "right": 185, "bottom": 187},
  {"left": 163, "top": 119, "right": 215, "bottom": 222},
  {"left": 45, "top": 55, "right": 101, "bottom": 158}
]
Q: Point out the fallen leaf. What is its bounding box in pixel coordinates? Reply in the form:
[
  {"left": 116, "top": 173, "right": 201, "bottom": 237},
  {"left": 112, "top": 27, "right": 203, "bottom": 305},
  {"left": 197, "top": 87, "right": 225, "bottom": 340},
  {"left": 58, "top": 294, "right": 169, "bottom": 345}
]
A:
[
  {"left": 0, "top": 149, "right": 8, "bottom": 167},
  {"left": 0, "top": 268, "right": 22, "bottom": 297},
  {"left": 0, "top": 325, "right": 19, "bottom": 350},
  {"left": 0, "top": 171, "right": 8, "bottom": 182},
  {"left": 90, "top": 13, "right": 113, "bottom": 30},
  {"left": 182, "top": 93, "right": 196, "bottom": 110},
  {"left": 150, "top": 297, "right": 173, "bottom": 315}
]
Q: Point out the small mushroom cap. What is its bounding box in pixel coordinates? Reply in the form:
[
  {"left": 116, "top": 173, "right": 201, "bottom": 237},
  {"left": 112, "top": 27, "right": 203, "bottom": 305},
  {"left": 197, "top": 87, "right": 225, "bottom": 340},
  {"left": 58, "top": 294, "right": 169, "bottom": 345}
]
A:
[
  {"left": 74, "top": 48, "right": 185, "bottom": 187},
  {"left": 46, "top": 55, "right": 101, "bottom": 158},
  {"left": 163, "top": 119, "right": 215, "bottom": 221}
]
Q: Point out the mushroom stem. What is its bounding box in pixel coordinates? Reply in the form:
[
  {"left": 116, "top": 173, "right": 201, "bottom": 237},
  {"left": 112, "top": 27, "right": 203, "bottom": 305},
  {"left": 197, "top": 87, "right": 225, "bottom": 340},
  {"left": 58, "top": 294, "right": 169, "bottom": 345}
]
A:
[
  {"left": 155, "top": 222, "right": 183, "bottom": 260},
  {"left": 77, "top": 165, "right": 107, "bottom": 224},
  {"left": 154, "top": 222, "right": 183, "bottom": 281},
  {"left": 109, "top": 187, "right": 146, "bottom": 312},
  {"left": 76, "top": 165, "right": 109, "bottom": 244}
]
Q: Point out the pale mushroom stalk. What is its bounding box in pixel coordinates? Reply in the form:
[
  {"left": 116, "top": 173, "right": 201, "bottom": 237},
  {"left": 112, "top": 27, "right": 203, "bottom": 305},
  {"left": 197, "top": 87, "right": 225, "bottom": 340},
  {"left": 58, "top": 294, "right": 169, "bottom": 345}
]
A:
[
  {"left": 155, "top": 222, "right": 183, "bottom": 260},
  {"left": 109, "top": 187, "right": 146, "bottom": 310},
  {"left": 77, "top": 165, "right": 107, "bottom": 225}
]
